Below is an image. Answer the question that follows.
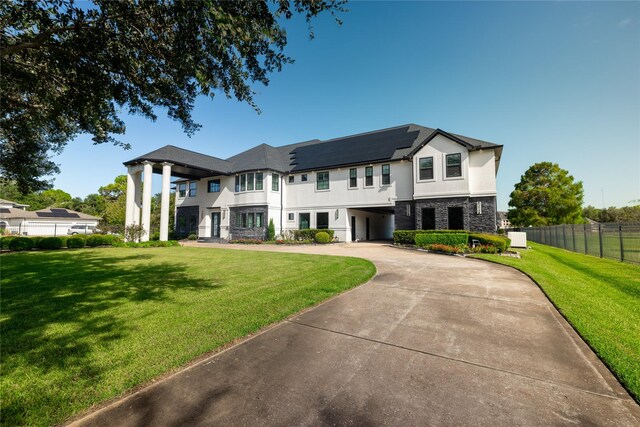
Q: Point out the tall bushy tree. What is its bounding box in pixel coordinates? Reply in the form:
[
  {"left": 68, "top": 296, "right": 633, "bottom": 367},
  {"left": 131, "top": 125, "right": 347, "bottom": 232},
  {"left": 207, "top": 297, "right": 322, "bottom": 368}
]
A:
[
  {"left": 1, "top": 0, "right": 345, "bottom": 192},
  {"left": 508, "top": 162, "right": 584, "bottom": 226}
]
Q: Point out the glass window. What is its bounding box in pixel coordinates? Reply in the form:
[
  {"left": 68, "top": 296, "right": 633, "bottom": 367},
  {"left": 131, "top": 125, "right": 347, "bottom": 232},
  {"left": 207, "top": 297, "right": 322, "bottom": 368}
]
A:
[
  {"left": 317, "top": 171, "right": 329, "bottom": 190},
  {"left": 288, "top": 175, "right": 294, "bottom": 183},
  {"left": 446, "top": 153, "right": 462, "bottom": 177},
  {"left": 235, "top": 176, "right": 240, "bottom": 192},
  {"left": 178, "top": 183, "right": 187, "bottom": 198},
  {"left": 365, "top": 166, "right": 373, "bottom": 186},
  {"left": 208, "top": 179, "right": 220, "bottom": 193},
  {"left": 317, "top": 212, "right": 329, "bottom": 230},
  {"left": 299, "top": 213, "right": 310, "bottom": 229},
  {"left": 189, "top": 182, "right": 197, "bottom": 197},
  {"left": 247, "top": 212, "right": 254, "bottom": 228},
  {"left": 419, "top": 157, "right": 434, "bottom": 180},
  {"left": 255, "top": 172, "right": 263, "bottom": 190},
  {"left": 272, "top": 173, "right": 279, "bottom": 191},
  {"left": 240, "top": 174, "right": 246, "bottom": 191},
  {"left": 247, "top": 173, "right": 254, "bottom": 191},
  {"left": 256, "top": 212, "right": 263, "bottom": 227},
  {"left": 288, "top": 213, "right": 294, "bottom": 221},
  {"left": 349, "top": 168, "right": 357, "bottom": 188},
  {"left": 236, "top": 212, "right": 242, "bottom": 227},
  {"left": 301, "top": 174, "right": 308, "bottom": 182},
  {"left": 241, "top": 213, "right": 247, "bottom": 228},
  {"left": 381, "top": 164, "right": 390, "bottom": 185}
]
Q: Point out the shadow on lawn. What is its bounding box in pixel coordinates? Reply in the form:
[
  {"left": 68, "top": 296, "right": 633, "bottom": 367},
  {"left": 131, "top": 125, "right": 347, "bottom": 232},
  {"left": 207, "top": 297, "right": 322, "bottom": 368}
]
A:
[{"left": 0, "top": 249, "right": 220, "bottom": 422}]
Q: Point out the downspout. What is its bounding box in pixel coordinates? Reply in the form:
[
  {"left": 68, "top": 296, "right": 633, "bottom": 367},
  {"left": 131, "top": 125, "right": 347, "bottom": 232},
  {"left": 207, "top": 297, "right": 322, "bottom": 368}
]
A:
[{"left": 280, "top": 174, "right": 284, "bottom": 237}]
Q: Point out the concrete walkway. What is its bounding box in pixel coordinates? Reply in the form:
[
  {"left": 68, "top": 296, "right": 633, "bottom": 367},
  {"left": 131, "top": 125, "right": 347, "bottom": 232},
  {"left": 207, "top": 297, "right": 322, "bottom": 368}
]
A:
[{"left": 72, "top": 243, "right": 640, "bottom": 426}]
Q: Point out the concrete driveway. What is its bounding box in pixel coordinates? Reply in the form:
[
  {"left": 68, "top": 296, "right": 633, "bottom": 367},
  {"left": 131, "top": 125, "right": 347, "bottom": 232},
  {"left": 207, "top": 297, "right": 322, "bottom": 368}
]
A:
[{"left": 72, "top": 242, "right": 640, "bottom": 426}]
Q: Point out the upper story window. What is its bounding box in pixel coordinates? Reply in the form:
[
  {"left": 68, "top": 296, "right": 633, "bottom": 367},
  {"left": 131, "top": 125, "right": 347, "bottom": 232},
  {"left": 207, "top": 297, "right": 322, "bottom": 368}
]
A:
[
  {"left": 208, "top": 179, "right": 220, "bottom": 193},
  {"left": 288, "top": 175, "right": 294, "bottom": 183},
  {"left": 272, "top": 173, "right": 280, "bottom": 191},
  {"left": 189, "top": 182, "right": 197, "bottom": 197},
  {"left": 178, "top": 183, "right": 187, "bottom": 198},
  {"left": 381, "top": 164, "right": 390, "bottom": 185},
  {"left": 419, "top": 157, "right": 434, "bottom": 180},
  {"left": 240, "top": 174, "right": 247, "bottom": 191},
  {"left": 349, "top": 168, "right": 357, "bottom": 188},
  {"left": 235, "top": 176, "right": 240, "bottom": 192},
  {"left": 256, "top": 172, "right": 263, "bottom": 190},
  {"left": 317, "top": 171, "right": 329, "bottom": 190},
  {"left": 247, "top": 173, "right": 255, "bottom": 191},
  {"left": 365, "top": 166, "right": 373, "bottom": 187},
  {"left": 446, "top": 153, "right": 462, "bottom": 178},
  {"left": 301, "top": 174, "right": 308, "bottom": 182}
]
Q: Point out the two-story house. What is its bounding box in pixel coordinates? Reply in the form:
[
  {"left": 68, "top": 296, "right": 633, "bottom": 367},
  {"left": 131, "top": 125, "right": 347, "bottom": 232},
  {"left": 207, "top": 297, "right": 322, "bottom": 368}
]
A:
[{"left": 123, "top": 124, "right": 502, "bottom": 241}]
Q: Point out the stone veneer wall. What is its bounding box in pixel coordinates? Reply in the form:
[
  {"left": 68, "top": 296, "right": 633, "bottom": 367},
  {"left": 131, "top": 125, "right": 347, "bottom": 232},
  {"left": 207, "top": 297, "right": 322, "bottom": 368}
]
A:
[
  {"left": 176, "top": 205, "right": 199, "bottom": 236},
  {"left": 229, "top": 205, "right": 269, "bottom": 240},
  {"left": 394, "top": 196, "right": 497, "bottom": 234}
]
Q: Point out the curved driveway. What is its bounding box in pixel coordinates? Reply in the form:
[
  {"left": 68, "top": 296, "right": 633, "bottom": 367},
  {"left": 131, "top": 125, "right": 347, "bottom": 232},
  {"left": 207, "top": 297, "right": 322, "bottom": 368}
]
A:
[{"left": 73, "top": 242, "right": 640, "bottom": 426}]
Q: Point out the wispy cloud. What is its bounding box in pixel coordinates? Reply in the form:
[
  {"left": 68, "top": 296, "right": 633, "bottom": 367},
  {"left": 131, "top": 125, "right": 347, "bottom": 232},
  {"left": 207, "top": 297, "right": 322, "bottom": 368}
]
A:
[{"left": 618, "top": 18, "right": 632, "bottom": 28}]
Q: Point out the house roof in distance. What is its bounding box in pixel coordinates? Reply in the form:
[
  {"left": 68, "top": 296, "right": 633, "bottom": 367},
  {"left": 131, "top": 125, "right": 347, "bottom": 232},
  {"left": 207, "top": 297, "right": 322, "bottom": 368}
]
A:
[
  {"left": 124, "top": 124, "right": 502, "bottom": 177},
  {"left": 0, "top": 207, "right": 101, "bottom": 221}
]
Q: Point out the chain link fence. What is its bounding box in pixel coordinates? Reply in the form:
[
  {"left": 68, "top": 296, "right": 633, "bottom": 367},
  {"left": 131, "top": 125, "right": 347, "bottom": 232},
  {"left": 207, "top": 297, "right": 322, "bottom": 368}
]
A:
[{"left": 510, "top": 223, "right": 640, "bottom": 265}]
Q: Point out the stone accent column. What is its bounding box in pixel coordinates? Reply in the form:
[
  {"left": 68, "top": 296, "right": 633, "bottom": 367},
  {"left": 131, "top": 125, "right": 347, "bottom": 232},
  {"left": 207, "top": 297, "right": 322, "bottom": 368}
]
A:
[
  {"left": 141, "top": 161, "right": 154, "bottom": 242},
  {"left": 159, "top": 162, "right": 173, "bottom": 241}
]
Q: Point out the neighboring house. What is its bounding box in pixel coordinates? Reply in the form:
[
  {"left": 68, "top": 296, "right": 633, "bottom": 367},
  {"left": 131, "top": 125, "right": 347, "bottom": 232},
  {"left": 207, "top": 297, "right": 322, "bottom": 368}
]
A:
[
  {"left": 123, "top": 124, "right": 503, "bottom": 242},
  {"left": 497, "top": 211, "right": 511, "bottom": 229},
  {"left": 0, "top": 199, "right": 100, "bottom": 236}
]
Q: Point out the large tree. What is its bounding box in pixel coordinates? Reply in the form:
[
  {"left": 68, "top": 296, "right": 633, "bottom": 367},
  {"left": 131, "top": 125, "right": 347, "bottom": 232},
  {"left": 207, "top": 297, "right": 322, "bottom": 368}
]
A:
[
  {"left": 1, "top": 0, "right": 344, "bottom": 192},
  {"left": 508, "top": 162, "right": 584, "bottom": 226}
]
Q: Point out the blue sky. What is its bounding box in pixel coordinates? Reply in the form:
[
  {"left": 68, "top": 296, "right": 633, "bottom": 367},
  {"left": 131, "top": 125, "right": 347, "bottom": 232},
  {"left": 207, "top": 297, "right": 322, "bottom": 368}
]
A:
[{"left": 52, "top": 1, "right": 639, "bottom": 211}]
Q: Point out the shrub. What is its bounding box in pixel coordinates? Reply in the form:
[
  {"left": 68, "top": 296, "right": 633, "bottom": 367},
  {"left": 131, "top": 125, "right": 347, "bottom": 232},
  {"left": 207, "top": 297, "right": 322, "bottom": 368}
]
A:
[
  {"left": 315, "top": 231, "right": 331, "bottom": 244},
  {"left": 58, "top": 236, "right": 69, "bottom": 248},
  {"left": 468, "top": 233, "right": 510, "bottom": 253},
  {"left": 67, "top": 236, "right": 86, "bottom": 248},
  {"left": 39, "top": 237, "right": 63, "bottom": 250},
  {"left": 101, "top": 234, "right": 123, "bottom": 245},
  {"left": 187, "top": 234, "right": 197, "bottom": 240},
  {"left": 293, "top": 229, "right": 334, "bottom": 241},
  {"left": 150, "top": 231, "right": 160, "bottom": 241},
  {"left": 124, "top": 224, "right": 146, "bottom": 242},
  {"left": 30, "top": 236, "right": 44, "bottom": 248},
  {"left": 0, "top": 236, "right": 16, "bottom": 250},
  {"left": 86, "top": 235, "right": 108, "bottom": 247},
  {"left": 393, "top": 229, "right": 468, "bottom": 244},
  {"left": 427, "top": 244, "right": 463, "bottom": 254},
  {"left": 415, "top": 233, "right": 469, "bottom": 247},
  {"left": 267, "top": 218, "right": 276, "bottom": 241},
  {"left": 9, "top": 237, "right": 33, "bottom": 251}
]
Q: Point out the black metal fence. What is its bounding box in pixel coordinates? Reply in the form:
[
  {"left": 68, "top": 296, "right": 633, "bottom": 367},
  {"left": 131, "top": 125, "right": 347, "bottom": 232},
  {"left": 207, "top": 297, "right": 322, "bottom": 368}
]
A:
[{"left": 511, "top": 223, "right": 640, "bottom": 265}]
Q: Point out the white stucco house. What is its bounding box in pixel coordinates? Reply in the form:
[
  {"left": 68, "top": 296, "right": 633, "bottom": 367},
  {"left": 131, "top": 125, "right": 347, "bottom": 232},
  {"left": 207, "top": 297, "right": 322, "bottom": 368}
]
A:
[
  {"left": 0, "top": 198, "right": 101, "bottom": 236},
  {"left": 123, "top": 124, "right": 503, "bottom": 242}
]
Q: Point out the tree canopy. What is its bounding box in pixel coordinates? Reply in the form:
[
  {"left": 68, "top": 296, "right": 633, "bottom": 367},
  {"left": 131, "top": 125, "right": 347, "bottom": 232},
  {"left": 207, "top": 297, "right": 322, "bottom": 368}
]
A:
[
  {"left": 583, "top": 205, "right": 640, "bottom": 223},
  {"left": 1, "top": 0, "right": 344, "bottom": 192},
  {"left": 508, "top": 162, "right": 584, "bottom": 226}
]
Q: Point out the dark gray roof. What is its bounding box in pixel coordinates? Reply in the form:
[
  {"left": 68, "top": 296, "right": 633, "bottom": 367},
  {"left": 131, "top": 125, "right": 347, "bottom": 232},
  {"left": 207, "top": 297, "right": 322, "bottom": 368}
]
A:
[{"left": 124, "top": 124, "right": 502, "bottom": 177}]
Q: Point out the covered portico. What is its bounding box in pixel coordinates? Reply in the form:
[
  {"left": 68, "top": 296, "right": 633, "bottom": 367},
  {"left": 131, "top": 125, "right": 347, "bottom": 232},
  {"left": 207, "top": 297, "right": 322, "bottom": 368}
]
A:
[{"left": 123, "top": 146, "right": 231, "bottom": 241}]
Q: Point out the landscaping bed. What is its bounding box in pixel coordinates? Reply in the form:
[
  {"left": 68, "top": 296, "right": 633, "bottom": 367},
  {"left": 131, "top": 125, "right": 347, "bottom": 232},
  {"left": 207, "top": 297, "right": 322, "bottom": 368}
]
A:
[{"left": 0, "top": 247, "right": 375, "bottom": 426}]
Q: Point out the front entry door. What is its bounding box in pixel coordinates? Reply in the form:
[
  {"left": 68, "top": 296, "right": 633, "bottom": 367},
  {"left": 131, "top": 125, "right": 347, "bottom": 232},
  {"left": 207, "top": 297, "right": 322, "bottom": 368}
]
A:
[
  {"left": 366, "top": 217, "right": 370, "bottom": 240},
  {"left": 211, "top": 212, "right": 221, "bottom": 238}
]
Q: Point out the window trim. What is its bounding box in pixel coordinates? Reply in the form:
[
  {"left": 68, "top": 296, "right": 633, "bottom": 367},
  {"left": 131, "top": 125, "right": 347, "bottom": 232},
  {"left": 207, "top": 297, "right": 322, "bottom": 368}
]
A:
[
  {"left": 288, "top": 175, "right": 294, "bottom": 184},
  {"left": 188, "top": 181, "right": 197, "bottom": 197},
  {"left": 418, "top": 156, "right": 435, "bottom": 182},
  {"left": 444, "top": 153, "right": 463, "bottom": 179},
  {"left": 316, "top": 171, "right": 330, "bottom": 191},
  {"left": 208, "top": 179, "right": 221, "bottom": 193},
  {"left": 301, "top": 174, "right": 308, "bottom": 182},
  {"left": 316, "top": 212, "right": 329, "bottom": 230},
  {"left": 348, "top": 168, "right": 358, "bottom": 189},
  {"left": 287, "top": 212, "right": 295, "bottom": 222},
  {"left": 255, "top": 172, "right": 263, "bottom": 191},
  {"left": 178, "top": 183, "right": 187, "bottom": 198},
  {"left": 271, "top": 173, "right": 280, "bottom": 192},
  {"left": 364, "top": 166, "right": 373, "bottom": 187},
  {"left": 381, "top": 164, "right": 390, "bottom": 186},
  {"left": 299, "top": 212, "right": 310, "bottom": 230}
]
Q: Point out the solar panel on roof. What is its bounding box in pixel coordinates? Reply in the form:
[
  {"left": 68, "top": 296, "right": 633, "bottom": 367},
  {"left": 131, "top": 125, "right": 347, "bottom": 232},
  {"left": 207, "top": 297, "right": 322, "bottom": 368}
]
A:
[
  {"left": 36, "top": 212, "right": 56, "bottom": 217},
  {"left": 290, "top": 126, "right": 420, "bottom": 171},
  {"left": 0, "top": 208, "right": 10, "bottom": 213}
]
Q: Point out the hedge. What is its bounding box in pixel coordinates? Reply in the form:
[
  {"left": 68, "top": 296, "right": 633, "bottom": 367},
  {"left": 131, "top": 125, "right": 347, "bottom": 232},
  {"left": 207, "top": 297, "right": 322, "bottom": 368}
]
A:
[
  {"left": 293, "top": 229, "right": 335, "bottom": 241},
  {"left": 394, "top": 229, "right": 468, "bottom": 244},
  {"left": 67, "top": 236, "right": 86, "bottom": 248},
  {"left": 9, "top": 237, "right": 34, "bottom": 251},
  {"left": 415, "top": 233, "right": 469, "bottom": 247},
  {"left": 39, "top": 237, "right": 63, "bottom": 250},
  {"left": 468, "top": 233, "right": 511, "bottom": 253},
  {"left": 30, "top": 236, "right": 44, "bottom": 248},
  {"left": 0, "top": 236, "right": 16, "bottom": 249},
  {"left": 86, "top": 234, "right": 112, "bottom": 247}
]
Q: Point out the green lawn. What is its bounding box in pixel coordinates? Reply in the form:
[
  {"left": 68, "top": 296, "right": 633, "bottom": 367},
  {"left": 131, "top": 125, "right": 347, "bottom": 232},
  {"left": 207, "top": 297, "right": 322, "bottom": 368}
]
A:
[
  {"left": 472, "top": 243, "right": 640, "bottom": 402},
  {"left": 0, "top": 247, "right": 376, "bottom": 426}
]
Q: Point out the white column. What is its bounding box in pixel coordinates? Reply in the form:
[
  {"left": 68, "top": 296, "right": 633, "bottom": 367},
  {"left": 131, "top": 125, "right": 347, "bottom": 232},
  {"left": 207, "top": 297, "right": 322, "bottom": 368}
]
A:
[
  {"left": 133, "top": 171, "right": 142, "bottom": 225},
  {"left": 159, "top": 162, "right": 173, "bottom": 241},
  {"left": 125, "top": 167, "right": 136, "bottom": 230},
  {"left": 141, "top": 161, "right": 154, "bottom": 242}
]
